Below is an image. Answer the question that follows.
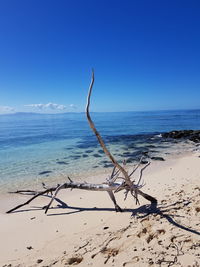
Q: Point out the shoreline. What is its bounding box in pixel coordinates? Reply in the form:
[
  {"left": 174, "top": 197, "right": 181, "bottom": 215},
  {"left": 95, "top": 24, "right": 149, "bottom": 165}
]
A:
[
  {"left": 1, "top": 128, "right": 199, "bottom": 195},
  {"left": 0, "top": 138, "right": 197, "bottom": 195},
  {"left": 0, "top": 148, "right": 195, "bottom": 202},
  {"left": 1, "top": 151, "right": 200, "bottom": 266}
]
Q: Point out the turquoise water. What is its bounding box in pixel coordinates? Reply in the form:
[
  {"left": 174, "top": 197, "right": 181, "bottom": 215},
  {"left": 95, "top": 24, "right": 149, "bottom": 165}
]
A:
[{"left": 0, "top": 110, "right": 200, "bottom": 191}]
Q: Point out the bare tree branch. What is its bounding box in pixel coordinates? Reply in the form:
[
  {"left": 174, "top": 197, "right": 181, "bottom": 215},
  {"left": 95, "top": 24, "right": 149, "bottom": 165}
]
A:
[
  {"left": 6, "top": 70, "right": 157, "bottom": 214},
  {"left": 86, "top": 70, "right": 131, "bottom": 186}
]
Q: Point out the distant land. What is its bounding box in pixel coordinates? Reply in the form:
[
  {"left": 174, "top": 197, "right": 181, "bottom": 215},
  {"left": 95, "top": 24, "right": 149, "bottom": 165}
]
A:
[
  {"left": 0, "top": 112, "right": 84, "bottom": 116},
  {"left": 0, "top": 109, "right": 200, "bottom": 116}
]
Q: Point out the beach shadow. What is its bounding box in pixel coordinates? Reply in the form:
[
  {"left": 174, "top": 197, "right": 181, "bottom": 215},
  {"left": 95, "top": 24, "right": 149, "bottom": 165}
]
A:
[
  {"left": 48, "top": 198, "right": 200, "bottom": 236},
  {"left": 130, "top": 201, "right": 200, "bottom": 236},
  {"left": 8, "top": 195, "right": 200, "bottom": 236},
  {"left": 45, "top": 197, "right": 134, "bottom": 215},
  {"left": 7, "top": 195, "right": 68, "bottom": 213}
]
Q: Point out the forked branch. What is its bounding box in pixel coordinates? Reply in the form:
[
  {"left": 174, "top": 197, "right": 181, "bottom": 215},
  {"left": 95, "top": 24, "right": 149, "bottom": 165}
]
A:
[
  {"left": 6, "top": 71, "right": 157, "bottom": 214},
  {"left": 86, "top": 70, "right": 157, "bottom": 204}
]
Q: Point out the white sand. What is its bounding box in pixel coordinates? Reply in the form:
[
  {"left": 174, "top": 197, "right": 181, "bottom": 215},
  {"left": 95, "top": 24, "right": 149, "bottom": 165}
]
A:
[{"left": 0, "top": 152, "right": 200, "bottom": 266}]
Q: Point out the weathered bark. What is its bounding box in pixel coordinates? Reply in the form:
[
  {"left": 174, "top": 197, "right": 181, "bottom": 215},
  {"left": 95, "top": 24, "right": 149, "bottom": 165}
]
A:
[
  {"left": 7, "top": 179, "right": 157, "bottom": 214},
  {"left": 86, "top": 70, "right": 131, "bottom": 185},
  {"left": 85, "top": 70, "right": 157, "bottom": 205}
]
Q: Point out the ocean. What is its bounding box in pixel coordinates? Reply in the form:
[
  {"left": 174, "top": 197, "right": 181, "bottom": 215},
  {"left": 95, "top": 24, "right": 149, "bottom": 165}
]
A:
[{"left": 0, "top": 110, "right": 200, "bottom": 192}]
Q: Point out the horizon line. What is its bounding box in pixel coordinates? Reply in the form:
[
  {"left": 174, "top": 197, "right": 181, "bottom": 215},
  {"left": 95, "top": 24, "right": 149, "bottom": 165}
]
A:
[{"left": 0, "top": 108, "right": 200, "bottom": 116}]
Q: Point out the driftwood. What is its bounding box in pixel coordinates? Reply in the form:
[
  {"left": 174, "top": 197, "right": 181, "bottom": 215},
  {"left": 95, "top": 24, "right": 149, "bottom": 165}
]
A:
[{"left": 6, "top": 70, "right": 157, "bottom": 214}]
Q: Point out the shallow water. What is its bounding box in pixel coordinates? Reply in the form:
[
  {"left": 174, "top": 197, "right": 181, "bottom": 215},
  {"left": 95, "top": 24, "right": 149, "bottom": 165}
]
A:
[{"left": 0, "top": 110, "right": 200, "bottom": 192}]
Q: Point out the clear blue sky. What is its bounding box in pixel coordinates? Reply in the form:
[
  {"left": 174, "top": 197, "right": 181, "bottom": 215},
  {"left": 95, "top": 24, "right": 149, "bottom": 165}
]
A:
[{"left": 0, "top": 0, "right": 200, "bottom": 113}]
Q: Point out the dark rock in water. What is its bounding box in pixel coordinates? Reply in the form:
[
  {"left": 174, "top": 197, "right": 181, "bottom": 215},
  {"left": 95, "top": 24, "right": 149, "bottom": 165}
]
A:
[
  {"left": 151, "top": 156, "right": 165, "bottom": 161},
  {"left": 98, "top": 149, "right": 104, "bottom": 154},
  {"left": 77, "top": 140, "right": 98, "bottom": 149},
  {"left": 56, "top": 161, "right": 68, "bottom": 165},
  {"left": 126, "top": 158, "right": 134, "bottom": 163},
  {"left": 122, "top": 152, "right": 131, "bottom": 156},
  {"left": 82, "top": 154, "right": 88, "bottom": 158},
  {"left": 125, "top": 156, "right": 141, "bottom": 163},
  {"left": 39, "top": 171, "right": 52, "bottom": 175},
  {"left": 131, "top": 152, "right": 141, "bottom": 158},
  {"left": 123, "top": 151, "right": 140, "bottom": 159},
  {"left": 162, "top": 130, "right": 200, "bottom": 143},
  {"left": 85, "top": 150, "right": 93, "bottom": 153},
  {"left": 93, "top": 153, "right": 102, "bottom": 158},
  {"left": 104, "top": 163, "right": 114, "bottom": 168},
  {"left": 100, "top": 160, "right": 109, "bottom": 164},
  {"left": 72, "top": 155, "right": 81, "bottom": 160},
  {"left": 93, "top": 165, "right": 99, "bottom": 168},
  {"left": 128, "top": 144, "right": 136, "bottom": 149},
  {"left": 141, "top": 159, "right": 149, "bottom": 164}
]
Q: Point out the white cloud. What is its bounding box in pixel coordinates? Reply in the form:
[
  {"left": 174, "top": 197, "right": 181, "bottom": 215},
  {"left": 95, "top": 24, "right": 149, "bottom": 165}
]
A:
[
  {"left": 0, "top": 105, "right": 15, "bottom": 113},
  {"left": 25, "top": 102, "right": 67, "bottom": 110},
  {"left": 69, "top": 104, "right": 77, "bottom": 109}
]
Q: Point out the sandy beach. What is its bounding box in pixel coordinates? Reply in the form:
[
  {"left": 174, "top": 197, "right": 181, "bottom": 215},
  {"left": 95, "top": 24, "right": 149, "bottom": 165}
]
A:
[
  {"left": 0, "top": 152, "right": 200, "bottom": 267},
  {"left": 1, "top": 0, "right": 200, "bottom": 265}
]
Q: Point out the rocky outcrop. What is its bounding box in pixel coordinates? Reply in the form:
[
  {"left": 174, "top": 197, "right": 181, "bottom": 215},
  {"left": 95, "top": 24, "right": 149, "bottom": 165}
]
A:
[{"left": 162, "top": 130, "right": 200, "bottom": 143}]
